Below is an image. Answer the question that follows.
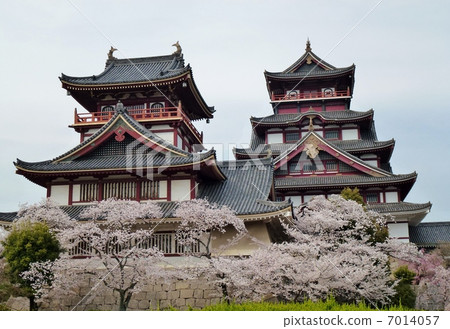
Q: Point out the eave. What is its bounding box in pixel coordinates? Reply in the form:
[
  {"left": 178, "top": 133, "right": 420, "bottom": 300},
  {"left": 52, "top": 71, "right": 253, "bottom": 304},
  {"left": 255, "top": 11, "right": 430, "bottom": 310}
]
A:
[{"left": 15, "top": 152, "right": 226, "bottom": 187}]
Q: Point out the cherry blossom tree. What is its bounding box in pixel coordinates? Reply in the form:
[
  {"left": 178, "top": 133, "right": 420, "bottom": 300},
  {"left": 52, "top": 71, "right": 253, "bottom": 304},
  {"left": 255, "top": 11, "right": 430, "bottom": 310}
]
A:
[
  {"left": 407, "top": 251, "right": 450, "bottom": 310},
  {"left": 22, "top": 198, "right": 169, "bottom": 311},
  {"left": 217, "top": 195, "right": 420, "bottom": 306},
  {"left": 174, "top": 199, "right": 248, "bottom": 300},
  {"left": 14, "top": 198, "right": 75, "bottom": 232}
]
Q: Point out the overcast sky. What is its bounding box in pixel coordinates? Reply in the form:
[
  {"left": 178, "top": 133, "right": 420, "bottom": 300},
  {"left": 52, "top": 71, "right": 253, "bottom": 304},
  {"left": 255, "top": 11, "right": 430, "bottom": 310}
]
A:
[{"left": 0, "top": 0, "right": 449, "bottom": 223}]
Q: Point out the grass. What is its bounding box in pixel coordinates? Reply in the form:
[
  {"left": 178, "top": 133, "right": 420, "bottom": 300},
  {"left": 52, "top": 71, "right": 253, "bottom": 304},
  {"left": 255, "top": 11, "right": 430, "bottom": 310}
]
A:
[{"left": 200, "top": 297, "right": 409, "bottom": 311}]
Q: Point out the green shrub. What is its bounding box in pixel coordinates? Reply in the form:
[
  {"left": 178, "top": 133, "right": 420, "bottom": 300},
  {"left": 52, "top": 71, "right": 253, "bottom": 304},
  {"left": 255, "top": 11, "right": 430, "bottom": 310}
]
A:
[
  {"left": 1, "top": 221, "right": 62, "bottom": 310},
  {"left": 391, "top": 266, "right": 416, "bottom": 309},
  {"left": 0, "top": 304, "right": 11, "bottom": 311}
]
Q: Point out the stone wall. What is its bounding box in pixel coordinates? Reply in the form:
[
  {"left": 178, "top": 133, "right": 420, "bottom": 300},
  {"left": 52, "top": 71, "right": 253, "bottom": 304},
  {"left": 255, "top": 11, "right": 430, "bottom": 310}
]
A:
[{"left": 40, "top": 277, "right": 223, "bottom": 311}]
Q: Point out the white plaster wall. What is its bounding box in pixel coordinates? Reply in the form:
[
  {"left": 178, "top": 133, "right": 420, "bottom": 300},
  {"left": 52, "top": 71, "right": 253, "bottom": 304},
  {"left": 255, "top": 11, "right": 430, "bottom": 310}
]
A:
[
  {"left": 159, "top": 180, "right": 167, "bottom": 199},
  {"left": 50, "top": 185, "right": 70, "bottom": 205},
  {"left": 304, "top": 195, "right": 318, "bottom": 203},
  {"left": 385, "top": 191, "right": 399, "bottom": 203},
  {"left": 289, "top": 196, "right": 302, "bottom": 206},
  {"left": 365, "top": 159, "right": 378, "bottom": 167},
  {"left": 342, "top": 129, "right": 358, "bottom": 140},
  {"left": 154, "top": 131, "right": 174, "bottom": 144},
  {"left": 388, "top": 222, "right": 409, "bottom": 240},
  {"left": 151, "top": 124, "right": 171, "bottom": 130},
  {"left": 171, "top": 179, "right": 191, "bottom": 201},
  {"left": 212, "top": 221, "right": 271, "bottom": 256},
  {"left": 360, "top": 153, "right": 377, "bottom": 159},
  {"left": 267, "top": 133, "right": 283, "bottom": 144},
  {"left": 72, "top": 184, "right": 80, "bottom": 202}
]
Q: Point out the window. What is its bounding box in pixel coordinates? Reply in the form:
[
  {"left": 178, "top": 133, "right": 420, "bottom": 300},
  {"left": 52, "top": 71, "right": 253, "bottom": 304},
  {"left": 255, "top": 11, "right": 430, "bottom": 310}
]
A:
[
  {"left": 366, "top": 193, "right": 379, "bottom": 203},
  {"left": 150, "top": 102, "right": 164, "bottom": 109},
  {"left": 141, "top": 180, "right": 160, "bottom": 200},
  {"left": 302, "top": 163, "right": 317, "bottom": 172},
  {"left": 101, "top": 105, "right": 114, "bottom": 113},
  {"left": 103, "top": 181, "right": 137, "bottom": 200},
  {"left": 267, "top": 133, "right": 283, "bottom": 144},
  {"left": 289, "top": 162, "right": 301, "bottom": 173},
  {"left": 325, "top": 130, "right": 339, "bottom": 140},
  {"left": 325, "top": 160, "right": 338, "bottom": 171},
  {"left": 79, "top": 183, "right": 98, "bottom": 202},
  {"left": 285, "top": 131, "right": 300, "bottom": 143},
  {"left": 342, "top": 129, "right": 358, "bottom": 140}
]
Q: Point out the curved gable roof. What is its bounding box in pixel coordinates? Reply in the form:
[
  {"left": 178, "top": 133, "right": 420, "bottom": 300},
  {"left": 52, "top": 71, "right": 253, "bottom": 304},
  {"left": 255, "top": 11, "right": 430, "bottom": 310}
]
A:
[
  {"left": 60, "top": 54, "right": 188, "bottom": 86},
  {"left": 273, "top": 131, "right": 392, "bottom": 177}
]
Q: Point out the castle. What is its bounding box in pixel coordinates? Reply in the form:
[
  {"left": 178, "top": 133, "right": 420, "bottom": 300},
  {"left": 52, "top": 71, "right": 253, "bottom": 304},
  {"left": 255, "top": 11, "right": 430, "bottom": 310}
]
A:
[{"left": 1, "top": 41, "right": 446, "bottom": 251}]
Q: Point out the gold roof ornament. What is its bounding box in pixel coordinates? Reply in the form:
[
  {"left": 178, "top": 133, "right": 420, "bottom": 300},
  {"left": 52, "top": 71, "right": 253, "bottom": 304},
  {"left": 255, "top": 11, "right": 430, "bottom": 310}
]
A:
[
  {"left": 172, "top": 41, "right": 182, "bottom": 56},
  {"left": 307, "top": 115, "right": 315, "bottom": 131},
  {"left": 305, "top": 143, "right": 319, "bottom": 159},
  {"left": 305, "top": 38, "right": 311, "bottom": 52},
  {"left": 107, "top": 46, "right": 118, "bottom": 61}
]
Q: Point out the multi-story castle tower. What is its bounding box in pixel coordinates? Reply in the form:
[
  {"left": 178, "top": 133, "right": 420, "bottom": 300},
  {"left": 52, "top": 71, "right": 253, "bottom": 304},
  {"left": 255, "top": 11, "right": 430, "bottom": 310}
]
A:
[
  {"left": 234, "top": 40, "right": 431, "bottom": 241},
  {"left": 10, "top": 45, "right": 291, "bottom": 254}
]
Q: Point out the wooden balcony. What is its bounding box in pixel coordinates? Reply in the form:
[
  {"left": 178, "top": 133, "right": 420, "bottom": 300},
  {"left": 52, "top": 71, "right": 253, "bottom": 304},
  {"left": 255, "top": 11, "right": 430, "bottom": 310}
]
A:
[
  {"left": 72, "top": 101, "right": 203, "bottom": 142},
  {"left": 271, "top": 89, "right": 351, "bottom": 102}
]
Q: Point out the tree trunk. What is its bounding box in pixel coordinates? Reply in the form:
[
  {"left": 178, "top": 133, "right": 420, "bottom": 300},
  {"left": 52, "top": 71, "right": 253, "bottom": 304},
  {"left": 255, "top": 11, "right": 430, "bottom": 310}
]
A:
[
  {"left": 29, "top": 295, "right": 38, "bottom": 311},
  {"left": 118, "top": 290, "right": 133, "bottom": 311},
  {"left": 119, "top": 291, "right": 127, "bottom": 311}
]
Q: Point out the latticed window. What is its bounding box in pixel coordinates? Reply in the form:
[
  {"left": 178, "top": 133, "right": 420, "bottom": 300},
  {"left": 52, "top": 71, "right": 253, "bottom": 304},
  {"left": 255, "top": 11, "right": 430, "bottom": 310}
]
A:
[
  {"left": 151, "top": 102, "right": 164, "bottom": 109},
  {"left": 325, "top": 130, "right": 339, "bottom": 140},
  {"left": 141, "top": 180, "right": 160, "bottom": 200},
  {"left": 366, "top": 192, "right": 379, "bottom": 203},
  {"left": 285, "top": 131, "right": 300, "bottom": 143},
  {"left": 137, "top": 233, "right": 173, "bottom": 254},
  {"left": 101, "top": 105, "right": 114, "bottom": 113},
  {"left": 325, "top": 160, "right": 338, "bottom": 171},
  {"left": 289, "top": 161, "right": 301, "bottom": 173},
  {"left": 103, "top": 181, "right": 137, "bottom": 200},
  {"left": 125, "top": 104, "right": 146, "bottom": 110},
  {"left": 79, "top": 183, "right": 98, "bottom": 202},
  {"left": 302, "top": 163, "right": 317, "bottom": 172},
  {"left": 175, "top": 239, "right": 201, "bottom": 254}
]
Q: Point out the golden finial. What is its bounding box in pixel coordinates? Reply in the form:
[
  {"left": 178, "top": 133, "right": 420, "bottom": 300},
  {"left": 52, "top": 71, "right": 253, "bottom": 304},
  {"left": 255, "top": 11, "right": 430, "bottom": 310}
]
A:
[{"left": 305, "top": 38, "right": 311, "bottom": 52}]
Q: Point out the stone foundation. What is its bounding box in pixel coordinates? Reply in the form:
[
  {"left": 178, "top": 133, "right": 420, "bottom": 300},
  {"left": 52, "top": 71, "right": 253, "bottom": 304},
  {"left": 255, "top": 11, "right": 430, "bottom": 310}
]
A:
[{"left": 40, "top": 278, "right": 222, "bottom": 311}]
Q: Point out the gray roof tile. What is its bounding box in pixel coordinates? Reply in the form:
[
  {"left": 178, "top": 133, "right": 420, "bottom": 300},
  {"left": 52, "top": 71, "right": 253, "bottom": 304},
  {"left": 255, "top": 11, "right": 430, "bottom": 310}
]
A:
[
  {"left": 368, "top": 202, "right": 432, "bottom": 214},
  {"left": 265, "top": 65, "right": 355, "bottom": 79},
  {"left": 0, "top": 212, "right": 17, "bottom": 223},
  {"left": 250, "top": 110, "right": 373, "bottom": 125},
  {"left": 61, "top": 54, "right": 188, "bottom": 85},
  {"left": 2, "top": 158, "right": 290, "bottom": 220},
  {"left": 198, "top": 158, "right": 290, "bottom": 215},
  {"left": 409, "top": 221, "right": 450, "bottom": 247},
  {"left": 237, "top": 139, "right": 394, "bottom": 156},
  {"left": 275, "top": 173, "right": 417, "bottom": 189}
]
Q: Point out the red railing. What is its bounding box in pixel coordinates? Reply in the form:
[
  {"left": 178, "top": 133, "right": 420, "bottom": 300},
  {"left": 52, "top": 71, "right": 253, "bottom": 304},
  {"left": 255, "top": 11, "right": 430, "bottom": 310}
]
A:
[
  {"left": 73, "top": 102, "right": 203, "bottom": 142},
  {"left": 272, "top": 89, "right": 351, "bottom": 102}
]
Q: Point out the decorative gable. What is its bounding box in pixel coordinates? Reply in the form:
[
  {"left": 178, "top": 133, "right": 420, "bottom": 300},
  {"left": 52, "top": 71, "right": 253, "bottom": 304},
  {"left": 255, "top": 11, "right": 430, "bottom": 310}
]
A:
[{"left": 274, "top": 132, "right": 391, "bottom": 178}]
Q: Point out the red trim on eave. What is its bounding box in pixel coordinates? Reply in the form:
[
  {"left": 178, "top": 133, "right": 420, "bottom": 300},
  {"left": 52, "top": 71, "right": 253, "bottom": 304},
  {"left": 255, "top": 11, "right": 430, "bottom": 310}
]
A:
[
  {"left": 58, "top": 126, "right": 176, "bottom": 162},
  {"left": 274, "top": 139, "right": 386, "bottom": 177}
]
